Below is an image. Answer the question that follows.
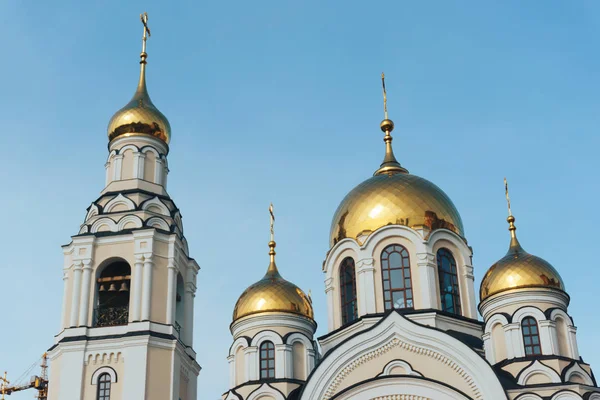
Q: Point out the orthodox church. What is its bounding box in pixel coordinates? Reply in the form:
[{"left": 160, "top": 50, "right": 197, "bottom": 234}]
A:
[{"left": 44, "top": 15, "right": 598, "bottom": 400}]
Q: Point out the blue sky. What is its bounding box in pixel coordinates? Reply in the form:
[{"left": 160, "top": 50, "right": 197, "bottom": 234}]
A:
[{"left": 1, "top": 1, "right": 599, "bottom": 399}]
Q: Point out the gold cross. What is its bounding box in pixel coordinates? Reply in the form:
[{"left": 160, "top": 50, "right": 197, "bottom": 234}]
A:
[
  {"left": 381, "top": 72, "right": 388, "bottom": 120},
  {"left": 140, "top": 12, "right": 151, "bottom": 54},
  {"left": 269, "top": 203, "right": 275, "bottom": 241},
  {"left": 504, "top": 177, "right": 512, "bottom": 217}
]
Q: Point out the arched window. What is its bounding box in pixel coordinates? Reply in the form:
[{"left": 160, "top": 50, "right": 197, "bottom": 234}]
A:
[
  {"left": 259, "top": 341, "right": 275, "bottom": 379},
  {"left": 339, "top": 257, "right": 357, "bottom": 324},
  {"left": 381, "top": 245, "right": 413, "bottom": 310},
  {"left": 436, "top": 248, "right": 461, "bottom": 315},
  {"left": 95, "top": 261, "right": 131, "bottom": 327},
  {"left": 521, "top": 317, "right": 542, "bottom": 356},
  {"left": 96, "top": 373, "right": 111, "bottom": 400}
]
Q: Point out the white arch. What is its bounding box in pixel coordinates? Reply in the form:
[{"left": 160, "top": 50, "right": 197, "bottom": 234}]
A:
[
  {"left": 379, "top": 359, "right": 422, "bottom": 377},
  {"left": 116, "top": 215, "right": 143, "bottom": 231},
  {"left": 85, "top": 204, "right": 99, "bottom": 221},
  {"left": 485, "top": 313, "right": 509, "bottom": 334},
  {"left": 334, "top": 376, "right": 469, "bottom": 400},
  {"left": 90, "top": 217, "right": 117, "bottom": 233},
  {"left": 551, "top": 392, "right": 582, "bottom": 400},
  {"left": 427, "top": 229, "right": 471, "bottom": 258},
  {"left": 105, "top": 149, "right": 117, "bottom": 163},
  {"left": 563, "top": 363, "right": 594, "bottom": 386},
  {"left": 229, "top": 337, "right": 249, "bottom": 357},
  {"left": 117, "top": 144, "right": 139, "bottom": 154},
  {"left": 141, "top": 197, "right": 170, "bottom": 216},
  {"left": 246, "top": 384, "right": 286, "bottom": 400},
  {"left": 517, "top": 360, "right": 561, "bottom": 385},
  {"left": 250, "top": 330, "right": 283, "bottom": 347},
  {"left": 286, "top": 332, "right": 312, "bottom": 349},
  {"left": 91, "top": 366, "right": 117, "bottom": 384},
  {"left": 514, "top": 395, "right": 543, "bottom": 400},
  {"left": 363, "top": 225, "right": 427, "bottom": 257},
  {"left": 513, "top": 307, "right": 546, "bottom": 324},
  {"left": 104, "top": 194, "right": 136, "bottom": 213},
  {"left": 146, "top": 217, "right": 170, "bottom": 231},
  {"left": 586, "top": 393, "right": 600, "bottom": 400},
  {"left": 140, "top": 146, "right": 160, "bottom": 157}
]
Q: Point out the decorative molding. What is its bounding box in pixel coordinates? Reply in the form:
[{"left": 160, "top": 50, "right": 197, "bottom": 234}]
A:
[
  {"left": 517, "top": 360, "right": 561, "bottom": 385},
  {"left": 91, "top": 366, "right": 118, "bottom": 384},
  {"left": 371, "top": 396, "right": 429, "bottom": 400}
]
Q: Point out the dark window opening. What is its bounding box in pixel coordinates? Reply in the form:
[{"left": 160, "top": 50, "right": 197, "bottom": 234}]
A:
[
  {"left": 95, "top": 261, "right": 131, "bottom": 327},
  {"left": 340, "top": 257, "right": 358, "bottom": 324},
  {"left": 522, "top": 317, "right": 542, "bottom": 356},
  {"left": 259, "top": 341, "right": 275, "bottom": 379},
  {"left": 437, "top": 248, "right": 461, "bottom": 315},
  {"left": 96, "top": 373, "right": 111, "bottom": 400}
]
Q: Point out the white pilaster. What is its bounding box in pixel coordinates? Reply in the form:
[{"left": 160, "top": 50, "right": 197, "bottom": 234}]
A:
[
  {"left": 183, "top": 282, "right": 195, "bottom": 345},
  {"left": 78, "top": 259, "right": 93, "bottom": 326},
  {"left": 462, "top": 264, "right": 477, "bottom": 318},
  {"left": 539, "top": 320, "right": 557, "bottom": 355},
  {"left": 275, "top": 344, "right": 288, "bottom": 379},
  {"left": 568, "top": 326, "right": 579, "bottom": 359},
  {"left": 104, "top": 161, "right": 111, "bottom": 186},
  {"left": 504, "top": 323, "right": 522, "bottom": 358},
  {"left": 131, "top": 254, "right": 144, "bottom": 321},
  {"left": 69, "top": 261, "right": 83, "bottom": 327},
  {"left": 356, "top": 258, "right": 376, "bottom": 315},
  {"left": 155, "top": 158, "right": 164, "bottom": 185},
  {"left": 482, "top": 332, "right": 495, "bottom": 364},
  {"left": 307, "top": 348, "right": 316, "bottom": 375},
  {"left": 416, "top": 252, "right": 436, "bottom": 309},
  {"left": 133, "top": 151, "right": 146, "bottom": 179},
  {"left": 141, "top": 254, "right": 153, "bottom": 321},
  {"left": 245, "top": 347, "right": 258, "bottom": 381},
  {"left": 112, "top": 154, "right": 123, "bottom": 181},
  {"left": 61, "top": 270, "right": 69, "bottom": 328},
  {"left": 166, "top": 259, "right": 177, "bottom": 325},
  {"left": 325, "top": 278, "right": 335, "bottom": 331},
  {"left": 121, "top": 340, "right": 149, "bottom": 400},
  {"left": 227, "top": 355, "right": 235, "bottom": 387}
]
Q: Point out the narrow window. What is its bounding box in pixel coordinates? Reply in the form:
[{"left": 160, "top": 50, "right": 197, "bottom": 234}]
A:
[
  {"left": 96, "top": 373, "right": 111, "bottom": 400},
  {"left": 259, "top": 341, "right": 275, "bottom": 379},
  {"left": 381, "top": 244, "right": 413, "bottom": 310},
  {"left": 522, "top": 317, "right": 542, "bottom": 356},
  {"left": 436, "top": 248, "right": 461, "bottom": 315},
  {"left": 339, "top": 257, "right": 358, "bottom": 324}
]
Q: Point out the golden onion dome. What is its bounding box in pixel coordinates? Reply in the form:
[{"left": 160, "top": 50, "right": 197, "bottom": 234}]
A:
[
  {"left": 107, "top": 43, "right": 171, "bottom": 144},
  {"left": 330, "top": 116, "right": 464, "bottom": 246},
  {"left": 233, "top": 241, "right": 314, "bottom": 322},
  {"left": 480, "top": 215, "right": 565, "bottom": 301}
]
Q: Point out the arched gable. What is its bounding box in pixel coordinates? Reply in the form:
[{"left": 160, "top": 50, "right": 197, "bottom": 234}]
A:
[
  {"left": 250, "top": 330, "right": 283, "bottom": 347},
  {"left": 246, "top": 383, "right": 286, "bottom": 400},
  {"left": 300, "top": 311, "right": 506, "bottom": 400},
  {"left": 517, "top": 360, "right": 561, "bottom": 385}
]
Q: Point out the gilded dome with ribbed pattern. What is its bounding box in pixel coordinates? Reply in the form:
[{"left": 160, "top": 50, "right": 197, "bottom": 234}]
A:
[
  {"left": 479, "top": 216, "right": 565, "bottom": 301},
  {"left": 107, "top": 52, "right": 171, "bottom": 144},
  {"left": 233, "top": 242, "right": 314, "bottom": 322}
]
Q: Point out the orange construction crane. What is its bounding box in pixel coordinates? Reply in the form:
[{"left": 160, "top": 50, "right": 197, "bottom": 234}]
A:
[{"left": 0, "top": 353, "right": 48, "bottom": 400}]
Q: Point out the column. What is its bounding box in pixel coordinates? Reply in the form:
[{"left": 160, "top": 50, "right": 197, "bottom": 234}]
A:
[
  {"left": 244, "top": 347, "right": 258, "bottom": 381},
  {"left": 324, "top": 278, "right": 335, "bottom": 331},
  {"left": 307, "top": 348, "right": 316, "bottom": 375},
  {"left": 131, "top": 255, "right": 144, "bottom": 321},
  {"left": 568, "top": 326, "right": 579, "bottom": 359},
  {"left": 504, "top": 323, "right": 522, "bottom": 358},
  {"left": 78, "top": 259, "right": 93, "bottom": 326},
  {"left": 141, "top": 254, "right": 153, "bottom": 321},
  {"left": 69, "top": 261, "right": 83, "bottom": 327},
  {"left": 166, "top": 260, "right": 177, "bottom": 325},
  {"left": 133, "top": 152, "right": 145, "bottom": 179},
  {"left": 104, "top": 161, "right": 111, "bottom": 186},
  {"left": 539, "top": 320, "right": 557, "bottom": 355},
  {"left": 482, "top": 332, "right": 495, "bottom": 364},
  {"left": 357, "top": 258, "right": 376, "bottom": 315},
  {"left": 183, "top": 282, "right": 195, "bottom": 345},
  {"left": 112, "top": 154, "right": 123, "bottom": 181},
  {"left": 61, "top": 270, "right": 69, "bottom": 328},
  {"left": 462, "top": 264, "right": 477, "bottom": 318},
  {"left": 227, "top": 355, "right": 235, "bottom": 388},
  {"left": 155, "top": 158, "right": 164, "bottom": 185},
  {"left": 416, "top": 252, "right": 437, "bottom": 309},
  {"left": 275, "top": 344, "right": 289, "bottom": 379}
]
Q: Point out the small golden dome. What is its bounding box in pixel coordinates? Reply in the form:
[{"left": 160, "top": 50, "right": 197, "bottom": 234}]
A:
[
  {"left": 107, "top": 52, "right": 171, "bottom": 144},
  {"left": 330, "top": 172, "right": 464, "bottom": 246},
  {"left": 233, "top": 241, "right": 314, "bottom": 322},
  {"left": 480, "top": 216, "right": 565, "bottom": 301}
]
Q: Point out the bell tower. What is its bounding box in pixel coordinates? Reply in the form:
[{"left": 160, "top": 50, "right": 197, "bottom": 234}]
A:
[{"left": 47, "top": 13, "right": 200, "bottom": 400}]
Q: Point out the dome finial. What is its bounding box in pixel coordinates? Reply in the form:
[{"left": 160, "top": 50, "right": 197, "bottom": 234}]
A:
[
  {"left": 266, "top": 203, "right": 280, "bottom": 276},
  {"left": 136, "top": 12, "right": 150, "bottom": 99},
  {"left": 375, "top": 73, "right": 408, "bottom": 176},
  {"left": 504, "top": 177, "right": 520, "bottom": 248}
]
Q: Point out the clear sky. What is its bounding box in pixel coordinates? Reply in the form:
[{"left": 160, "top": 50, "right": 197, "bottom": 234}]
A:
[{"left": 1, "top": 1, "right": 599, "bottom": 399}]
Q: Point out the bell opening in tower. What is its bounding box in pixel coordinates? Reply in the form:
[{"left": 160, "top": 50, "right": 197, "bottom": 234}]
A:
[{"left": 95, "top": 260, "right": 131, "bottom": 327}]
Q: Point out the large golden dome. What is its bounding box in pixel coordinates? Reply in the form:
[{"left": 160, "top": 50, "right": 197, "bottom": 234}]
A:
[
  {"left": 233, "top": 242, "right": 314, "bottom": 322},
  {"left": 330, "top": 172, "right": 464, "bottom": 246},
  {"left": 107, "top": 52, "right": 171, "bottom": 144},
  {"left": 480, "top": 216, "right": 565, "bottom": 301}
]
